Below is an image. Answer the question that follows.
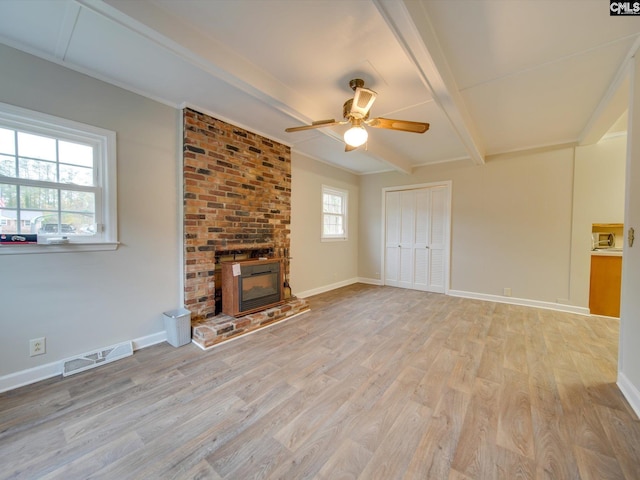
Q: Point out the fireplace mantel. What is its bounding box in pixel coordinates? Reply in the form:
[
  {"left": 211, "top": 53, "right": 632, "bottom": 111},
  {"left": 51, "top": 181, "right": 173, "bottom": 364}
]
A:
[{"left": 221, "top": 258, "right": 285, "bottom": 317}]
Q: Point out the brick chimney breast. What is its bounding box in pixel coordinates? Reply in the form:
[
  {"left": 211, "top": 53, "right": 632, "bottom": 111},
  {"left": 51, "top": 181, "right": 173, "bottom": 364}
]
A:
[{"left": 183, "top": 108, "right": 291, "bottom": 321}]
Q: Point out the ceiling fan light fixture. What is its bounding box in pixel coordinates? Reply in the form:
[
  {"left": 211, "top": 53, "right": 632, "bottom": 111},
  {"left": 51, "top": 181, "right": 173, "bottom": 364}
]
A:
[{"left": 344, "top": 125, "right": 368, "bottom": 147}]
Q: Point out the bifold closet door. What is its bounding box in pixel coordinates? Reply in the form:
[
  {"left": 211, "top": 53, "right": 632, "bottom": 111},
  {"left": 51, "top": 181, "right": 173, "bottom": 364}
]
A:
[
  {"left": 384, "top": 190, "right": 414, "bottom": 288},
  {"left": 384, "top": 186, "right": 448, "bottom": 293}
]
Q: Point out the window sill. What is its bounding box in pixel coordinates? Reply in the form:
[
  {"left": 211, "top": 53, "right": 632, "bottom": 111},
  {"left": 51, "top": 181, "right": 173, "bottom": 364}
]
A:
[
  {"left": 321, "top": 237, "right": 348, "bottom": 242},
  {"left": 0, "top": 242, "right": 119, "bottom": 255}
]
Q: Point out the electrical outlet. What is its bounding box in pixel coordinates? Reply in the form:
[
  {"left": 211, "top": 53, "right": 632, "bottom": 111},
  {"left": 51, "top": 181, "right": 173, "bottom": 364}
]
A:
[
  {"left": 503, "top": 287, "right": 512, "bottom": 297},
  {"left": 29, "top": 337, "right": 46, "bottom": 356}
]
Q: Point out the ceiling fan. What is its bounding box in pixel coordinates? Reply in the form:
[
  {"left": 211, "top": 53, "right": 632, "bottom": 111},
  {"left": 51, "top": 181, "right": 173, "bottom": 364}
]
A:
[{"left": 285, "top": 78, "right": 430, "bottom": 152}]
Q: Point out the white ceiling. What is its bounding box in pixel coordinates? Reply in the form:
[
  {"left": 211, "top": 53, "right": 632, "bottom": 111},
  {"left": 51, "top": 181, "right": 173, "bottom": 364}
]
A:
[{"left": 0, "top": 0, "right": 638, "bottom": 175}]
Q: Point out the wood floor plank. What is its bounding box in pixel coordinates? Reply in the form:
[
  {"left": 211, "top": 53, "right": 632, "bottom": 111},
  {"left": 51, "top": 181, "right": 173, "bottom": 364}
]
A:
[
  {"left": 346, "top": 371, "right": 427, "bottom": 454},
  {"left": 497, "top": 369, "right": 535, "bottom": 459},
  {"left": 574, "top": 445, "right": 626, "bottom": 480},
  {"left": 530, "top": 395, "right": 581, "bottom": 479},
  {"left": 0, "top": 284, "right": 637, "bottom": 480},
  {"left": 203, "top": 380, "right": 304, "bottom": 477},
  {"left": 450, "top": 378, "right": 501, "bottom": 479},
  {"left": 91, "top": 395, "right": 248, "bottom": 479},
  {"left": 182, "top": 459, "right": 223, "bottom": 480},
  {"left": 495, "top": 445, "right": 535, "bottom": 480},
  {"left": 444, "top": 320, "right": 473, "bottom": 352},
  {"left": 476, "top": 336, "right": 505, "bottom": 384},
  {"left": 503, "top": 330, "right": 529, "bottom": 374},
  {"left": 315, "top": 438, "right": 372, "bottom": 480},
  {"left": 464, "top": 314, "right": 491, "bottom": 343},
  {"left": 595, "top": 404, "right": 640, "bottom": 480},
  {"left": 553, "top": 366, "right": 617, "bottom": 458},
  {"left": 39, "top": 431, "right": 144, "bottom": 480},
  {"left": 413, "top": 347, "right": 459, "bottom": 408},
  {"left": 447, "top": 340, "right": 484, "bottom": 394},
  {"left": 208, "top": 435, "right": 290, "bottom": 479},
  {"left": 408, "top": 329, "right": 452, "bottom": 373},
  {"left": 405, "top": 385, "right": 470, "bottom": 479},
  {"left": 357, "top": 399, "right": 432, "bottom": 479},
  {"left": 488, "top": 314, "right": 507, "bottom": 339},
  {"left": 274, "top": 361, "right": 372, "bottom": 452}
]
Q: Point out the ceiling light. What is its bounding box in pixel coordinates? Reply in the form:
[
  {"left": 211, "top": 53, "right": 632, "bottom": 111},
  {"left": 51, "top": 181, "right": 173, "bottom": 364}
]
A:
[{"left": 344, "top": 125, "right": 368, "bottom": 147}]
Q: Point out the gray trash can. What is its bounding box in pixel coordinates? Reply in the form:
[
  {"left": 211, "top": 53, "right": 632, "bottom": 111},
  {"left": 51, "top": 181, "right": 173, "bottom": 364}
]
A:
[{"left": 163, "top": 308, "right": 191, "bottom": 347}]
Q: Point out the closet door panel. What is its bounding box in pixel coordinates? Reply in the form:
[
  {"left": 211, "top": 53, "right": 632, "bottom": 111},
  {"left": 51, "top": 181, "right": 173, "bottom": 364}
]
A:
[
  {"left": 413, "top": 248, "right": 429, "bottom": 290},
  {"left": 413, "top": 189, "right": 430, "bottom": 291},
  {"left": 399, "top": 247, "right": 414, "bottom": 288},
  {"left": 384, "top": 191, "right": 401, "bottom": 286},
  {"left": 428, "top": 186, "right": 448, "bottom": 291},
  {"left": 385, "top": 247, "right": 400, "bottom": 286},
  {"left": 429, "top": 249, "right": 445, "bottom": 292},
  {"left": 398, "top": 191, "right": 415, "bottom": 288}
]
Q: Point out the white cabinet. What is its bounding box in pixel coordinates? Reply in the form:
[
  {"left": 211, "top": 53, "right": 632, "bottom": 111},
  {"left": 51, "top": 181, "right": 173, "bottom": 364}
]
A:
[{"left": 384, "top": 184, "right": 449, "bottom": 293}]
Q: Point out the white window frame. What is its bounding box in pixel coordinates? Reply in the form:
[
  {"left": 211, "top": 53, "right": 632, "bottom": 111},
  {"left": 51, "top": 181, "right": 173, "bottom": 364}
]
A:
[
  {"left": 0, "top": 102, "right": 118, "bottom": 254},
  {"left": 321, "top": 185, "right": 348, "bottom": 241}
]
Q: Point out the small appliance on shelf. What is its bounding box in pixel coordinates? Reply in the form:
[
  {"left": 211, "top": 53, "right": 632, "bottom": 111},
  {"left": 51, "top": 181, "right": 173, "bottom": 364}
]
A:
[{"left": 591, "top": 232, "right": 615, "bottom": 250}]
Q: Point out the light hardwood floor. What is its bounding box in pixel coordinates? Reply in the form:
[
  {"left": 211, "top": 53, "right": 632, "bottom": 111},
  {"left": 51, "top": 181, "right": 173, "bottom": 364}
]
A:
[{"left": 1, "top": 284, "right": 639, "bottom": 479}]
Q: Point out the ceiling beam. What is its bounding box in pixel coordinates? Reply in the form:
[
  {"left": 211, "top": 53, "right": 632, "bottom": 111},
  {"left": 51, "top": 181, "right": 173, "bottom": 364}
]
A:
[
  {"left": 365, "top": 141, "right": 415, "bottom": 175},
  {"left": 579, "top": 36, "right": 640, "bottom": 145},
  {"left": 54, "top": 2, "right": 81, "bottom": 61},
  {"left": 579, "top": 74, "right": 629, "bottom": 145},
  {"left": 373, "top": 0, "right": 485, "bottom": 165}
]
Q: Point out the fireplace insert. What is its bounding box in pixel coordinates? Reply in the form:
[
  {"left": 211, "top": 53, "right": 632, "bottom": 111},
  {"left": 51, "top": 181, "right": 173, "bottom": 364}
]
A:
[
  {"left": 239, "top": 262, "right": 281, "bottom": 312},
  {"left": 222, "top": 259, "right": 284, "bottom": 317}
]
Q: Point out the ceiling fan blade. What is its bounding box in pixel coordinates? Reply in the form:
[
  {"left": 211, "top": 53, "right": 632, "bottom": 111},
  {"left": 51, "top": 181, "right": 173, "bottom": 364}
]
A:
[
  {"left": 350, "top": 87, "right": 377, "bottom": 117},
  {"left": 367, "top": 117, "right": 430, "bottom": 134},
  {"left": 285, "top": 119, "right": 344, "bottom": 133}
]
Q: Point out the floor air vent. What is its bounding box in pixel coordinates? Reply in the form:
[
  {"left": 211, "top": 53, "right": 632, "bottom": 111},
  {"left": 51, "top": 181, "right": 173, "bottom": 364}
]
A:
[{"left": 62, "top": 341, "right": 133, "bottom": 377}]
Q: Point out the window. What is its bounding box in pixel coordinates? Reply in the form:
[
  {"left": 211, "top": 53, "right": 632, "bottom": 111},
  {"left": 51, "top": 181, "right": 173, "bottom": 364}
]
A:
[
  {"left": 322, "top": 185, "right": 348, "bottom": 240},
  {"left": 0, "top": 102, "right": 117, "bottom": 253}
]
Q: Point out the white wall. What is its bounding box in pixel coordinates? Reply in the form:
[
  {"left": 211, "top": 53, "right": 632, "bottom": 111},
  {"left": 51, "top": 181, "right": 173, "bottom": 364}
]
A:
[
  {"left": 358, "top": 147, "right": 575, "bottom": 306},
  {"left": 290, "top": 152, "right": 359, "bottom": 296},
  {"left": 0, "top": 45, "right": 180, "bottom": 386},
  {"left": 618, "top": 55, "right": 640, "bottom": 416},
  {"left": 570, "top": 135, "right": 627, "bottom": 307}
]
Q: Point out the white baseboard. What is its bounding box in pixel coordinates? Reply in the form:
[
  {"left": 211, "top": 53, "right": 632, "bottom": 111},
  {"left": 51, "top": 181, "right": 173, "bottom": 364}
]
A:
[
  {"left": 0, "top": 330, "right": 168, "bottom": 393},
  {"left": 448, "top": 289, "right": 590, "bottom": 316},
  {"left": 0, "top": 361, "right": 62, "bottom": 394},
  {"left": 132, "top": 331, "right": 167, "bottom": 351},
  {"left": 297, "top": 282, "right": 590, "bottom": 318},
  {"left": 295, "top": 277, "right": 360, "bottom": 298},
  {"left": 617, "top": 371, "right": 640, "bottom": 418}
]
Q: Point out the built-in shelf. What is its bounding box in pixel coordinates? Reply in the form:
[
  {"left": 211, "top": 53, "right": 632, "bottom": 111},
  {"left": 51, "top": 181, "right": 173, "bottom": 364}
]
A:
[{"left": 592, "top": 223, "right": 624, "bottom": 229}]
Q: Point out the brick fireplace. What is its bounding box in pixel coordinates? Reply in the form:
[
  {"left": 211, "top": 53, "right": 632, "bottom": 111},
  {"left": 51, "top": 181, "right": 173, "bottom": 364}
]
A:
[{"left": 183, "top": 108, "right": 308, "bottom": 347}]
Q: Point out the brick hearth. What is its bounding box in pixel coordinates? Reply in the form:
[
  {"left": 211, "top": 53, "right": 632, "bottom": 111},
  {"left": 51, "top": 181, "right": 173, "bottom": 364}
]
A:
[{"left": 192, "top": 297, "right": 309, "bottom": 349}]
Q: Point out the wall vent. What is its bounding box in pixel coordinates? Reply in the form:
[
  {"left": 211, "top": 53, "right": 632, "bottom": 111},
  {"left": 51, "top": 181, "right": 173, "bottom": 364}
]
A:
[{"left": 62, "top": 341, "right": 133, "bottom": 377}]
